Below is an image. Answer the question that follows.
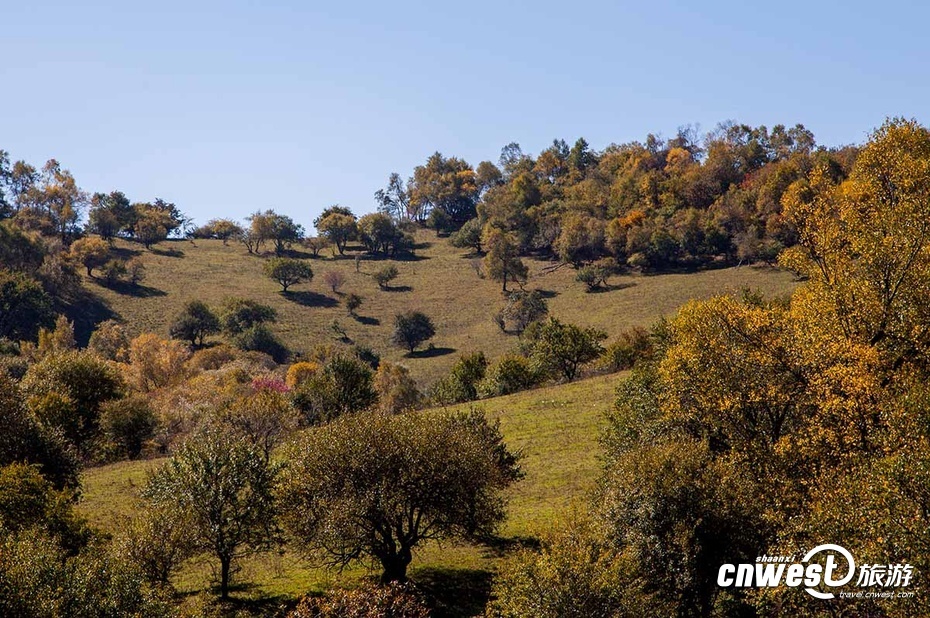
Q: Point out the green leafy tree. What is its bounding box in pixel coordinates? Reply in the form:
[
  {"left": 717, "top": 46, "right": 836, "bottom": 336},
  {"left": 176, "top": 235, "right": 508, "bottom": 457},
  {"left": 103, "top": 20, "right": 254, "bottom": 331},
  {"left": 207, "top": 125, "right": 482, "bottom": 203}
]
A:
[
  {"left": 373, "top": 263, "right": 399, "bottom": 289},
  {"left": 450, "top": 217, "right": 484, "bottom": 253},
  {"left": 292, "top": 353, "right": 377, "bottom": 423},
  {"left": 431, "top": 352, "right": 488, "bottom": 404},
  {"left": 68, "top": 237, "right": 110, "bottom": 277},
  {"left": 144, "top": 427, "right": 280, "bottom": 599},
  {"left": 0, "top": 269, "right": 53, "bottom": 341},
  {"left": 314, "top": 206, "right": 358, "bottom": 254},
  {"left": 278, "top": 408, "right": 522, "bottom": 583},
  {"left": 391, "top": 310, "right": 435, "bottom": 353},
  {"left": 264, "top": 257, "right": 313, "bottom": 292},
  {"left": 219, "top": 297, "right": 277, "bottom": 335},
  {"left": 482, "top": 228, "right": 528, "bottom": 292},
  {"left": 169, "top": 300, "right": 220, "bottom": 347},
  {"left": 523, "top": 318, "right": 606, "bottom": 381}
]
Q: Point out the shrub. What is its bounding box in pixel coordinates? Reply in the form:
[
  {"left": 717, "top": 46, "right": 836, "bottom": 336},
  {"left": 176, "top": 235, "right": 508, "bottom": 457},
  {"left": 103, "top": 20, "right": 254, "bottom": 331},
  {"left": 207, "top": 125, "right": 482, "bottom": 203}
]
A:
[
  {"left": 522, "top": 318, "right": 607, "bottom": 381},
  {"left": 478, "top": 353, "right": 542, "bottom": 398},
  {"left": 0, "top": 269, "right": 54, "bottom": 341},
  {"left": 68, "top": 236, "right": 110, "bottom": 277},
  {"left": 291, "top": 354, "right": 377, "bottom": 424},
  {"left": 234, "top": 324, "right": 289, "bottom": 363},
  {"left": 101, "top": 258, "right": 128, "bottom": 285},
  {"left": 431, "top": 352, "right": 488, "bottom": 404},
  {"left": 187, "top": 344, "right": 239, "bottom": 371},
  {"left": 264, "top": 257, "right": 313, "bottom": 292},
  {"left": 576, "top": 264, "right": 609, "bottom": 291},
  {"left": 322, "top": 270, "right": 346, "bottom": 293},
  {"left": 128, "top": 333, "right": 192, "bottom": 392},
  {"left": 127, "top": 258, "right": 146, "bottom": 285},
  {"left": 285, "top": 361, "right": 321, "bottom": 389},
  {"left": 345, "top": 293, "right": 362, "bottom": 315},
  {"left": 219, "top": 297, "right": 277, "bottom": 335},
  {"left": 169, "top": 300, "right": 220, "bottom": 347},
  {"left": 88, "top": 319, "right": 130, "bottom": 362},
  {"left": 495, "top": 290, "right": 548, "bottom": 334},
  {"left": 373, "top": 264, "right": 399, "bottom": 289},
  {"left": 391, "top": 310, "right": 435, "bottom": 353},
  {"left": 99, "top": 395, "right": 158, "bottom": 459},
  {"left": 599, "top": 326, "right": 654, "bottom": 372},
  {"left": 289, "top": 583, "right": 430, "bottom": 618},
  {"left": 374, "top": 362, "right": 421, "bottom": 414}
]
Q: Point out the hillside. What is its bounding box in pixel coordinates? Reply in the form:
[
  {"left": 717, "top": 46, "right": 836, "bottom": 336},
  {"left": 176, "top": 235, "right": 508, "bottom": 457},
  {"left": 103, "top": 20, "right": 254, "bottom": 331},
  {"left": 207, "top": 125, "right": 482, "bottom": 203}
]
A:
[
  {"left": 79, "top": 373, "right": 620, "bottom": 609},
  {"left": 83, "top": 230, "right": 798, "bottom": 385}
]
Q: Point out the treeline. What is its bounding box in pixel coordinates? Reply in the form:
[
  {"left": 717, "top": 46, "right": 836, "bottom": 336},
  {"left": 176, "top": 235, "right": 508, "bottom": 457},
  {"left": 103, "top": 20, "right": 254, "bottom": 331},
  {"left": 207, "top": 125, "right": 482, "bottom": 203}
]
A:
[{"left": 376, "top": 122, "right": 858, "bottom": 273}]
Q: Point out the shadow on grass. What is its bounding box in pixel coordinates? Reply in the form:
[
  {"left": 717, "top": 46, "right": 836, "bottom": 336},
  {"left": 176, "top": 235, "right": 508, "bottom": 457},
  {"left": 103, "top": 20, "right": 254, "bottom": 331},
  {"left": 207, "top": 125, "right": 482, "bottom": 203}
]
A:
[
  {"left": 97, "top": 280, "right": 167, "bottom": 297},
  {"left": 482, "top": 534, "right": 541, "bottom": 558},
  {"left": 407, "top": 346, "right": 456, "bottom": 359},
  {"left": 150, "top": 246, "right": 185, "bottom": 258},
  {"left": 61, "top": 289, "right": 118, "bottom": 347},
  {"left": 283, "top": 290, "right": 339, "bottom": 308},
  {"left": 353, "top": 315, "right": 380, "bottom": 326},
  {"left": 381, "top": 284, "right": 413, "bottom": 292},
  {"left": 586, "top": 281, "right": 637, "bottom": 294},
  {"left": 110, "top": 246, "right": 143, "bottom": 260},
  {"left": 412, "top": 566, "right": 493, "bottom": 618},
  {"left": 534, "top": 288, "right": 559, "bottom": 299}
]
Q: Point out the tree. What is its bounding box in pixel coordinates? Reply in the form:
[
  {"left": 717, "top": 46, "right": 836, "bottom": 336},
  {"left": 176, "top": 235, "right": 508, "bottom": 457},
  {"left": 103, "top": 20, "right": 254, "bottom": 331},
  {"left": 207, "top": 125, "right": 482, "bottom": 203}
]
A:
[
  {"left": 233, "top": 324, "right": 289, "bottom": 363},
  {"left": 133, "top": 206, "right": 173, "bottom": 248},
  {"left": 291, "top": 353, "right": 377, "bottom": 423},
  {"left": 523, "top": 318, "right": 606, "bottom": 381},
  {"left": 264, "top": 210, "right": 304, "bottom": 255},
  {"left": 264, "top": 257, "right": 312, "bottom": 292},
  {"left": 482, "top": 228, "right": 528, "bottom": 292},
  {"left": 450, "top": 217, "right": 484, "bottom": 253},
  {"left": 408, "top": 152, "right": 479, "bottom": 224},
  {"left": 345, "top": 293, "right": 362, "bottom": 316},
  {"left": 495, "top": 289, "right": 548, "bottom": 334},
  {"left": 321, "top": 270, "right": 346, "bottom": 293},
  {"left": 431, "top": 352, "right": 488, "bottom": 404},
  {"left": 88, "top": 191, "right": 133, "bottom": 239},
  {"left": 169, "top": 300, "right": 220, "bottom": 347},
  {"left": 303, "top": 235, "right": 330, "bottom": 257},
  {"left": 373, "top": 263, "right": 399, "bottom": 289},
  {"left": 0, "top": 269, "right": 53, "bottom": 341},
  {"left": 219, "top": 297, "right": 277, "bottom": 335},
  {"left": 191, "top": 218, "right": 244, "bottom": 244},
  {"left": 314, "top": 206, "right": 358, "bottom": 255},
  {"left": 358, "top": 212, "right": 405, "bottom": 255},
  {"left": 391, "top": 310, "right": 435, "bottom": 353},
  {"left": 278, "top": 408, "right": 522, "bottom": 582},
  {"left": 374, "top": 172, "right": 412, "bottom": 220},
  {"left": 127, "top": 333, "right": 192, "bottom": 392},
  {"left": 88, "top": 319, "right": 130, "bottom": 362},
  {"left": 374, "top": 361, "right": 421, "bottom": 414},
  {"left": 144, "top": 427, "right": 279, "bottom": 599}
]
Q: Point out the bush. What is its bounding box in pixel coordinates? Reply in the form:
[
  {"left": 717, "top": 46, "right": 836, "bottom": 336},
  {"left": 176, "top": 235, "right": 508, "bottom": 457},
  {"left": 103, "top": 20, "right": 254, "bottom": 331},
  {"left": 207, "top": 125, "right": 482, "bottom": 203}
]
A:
[
  {"left": 289, "top": 582, "right": 430, "bottom": 618},
  {"left": 478, "top": 353, "right": 542, "bottom": 398},
  {"left": 599, "top": 326, "right": 653, "bottom": 372},
  {"left": 219, "top": 297, "right": 277, "bottom": 335},
  {"left": 373, "top": 264, "right": 399, "bottom": 289},
  {"left": 322, "top": 270, "right": 346, "bottom": 293},
  {"left": 576, "top": 264, "right": 609, "bottom": 291},
  {"left": 234, "top": 324, "right": 289, "bottom": 363},
  {"left": 264, "top": 257, "right": 312, "bottom": 292},
  {"left": 495, "top": 290, "right": 548, "bottom": 334},
  {"left": 291, "top": 354, "right": 377, "bottom": 424},
  {"left": 88, "top": 319, "right": 130, "bottom": 362},
  {"left": 99, "top": 396, "right": 158, "bottom": 459},
  {"left": 0, "top": 269, "right": 54, "bottom": 341},
  {"left": 169, "top": 300, "right": 220, "bottom": 347},
  {"left": 374, "top": 362, "right": 421, "bottom": 414},
  {"left": 431, "top": 352, "right": 488, "bottom": 404},
  {"left": 285, "top": 361, "right": 321, "bottom": 389},
  {"left": 346, "top": 293, "right": 362, "bottom": 315},
  {"left": 101, "top": 258, "right": 128, "bottom": 285},
  {"left": 391, "top": 310, "right": 435, "bottom": 353},
  {"left": 127, "top": 333, "right": 192, "bottom": 392},
  {"left": 187, "top": 344, "right": 239, "bottom": 371}
]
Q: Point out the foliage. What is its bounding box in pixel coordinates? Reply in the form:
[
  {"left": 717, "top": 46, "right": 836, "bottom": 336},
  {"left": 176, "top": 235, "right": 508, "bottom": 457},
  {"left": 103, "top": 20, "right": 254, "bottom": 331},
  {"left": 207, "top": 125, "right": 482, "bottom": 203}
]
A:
[
  {"left": 0, "top": 268, "right": 53, "bottom": 341},
  {"left": 315, "top": 206, "right": 358, "bottom": 255},
  {"left": 450, "top": 217, "right": 484, "bottom": 253},
  {"left": 372, "top": 263, "right": 399, "bottom": 289},
  {"left": 169, "top": 300, "right": 220, "bottom": 347},
  {"left": 482, "top": 228, "right": 527, "bottom": 292},
  {"left": 217, "top": 388, "right": 298, "bottom": 462},
  {"left": 219, "top": 296, "right": 277, "bottom": 335},
  {"left": 144, "top": 426, "right": 280, "bottom": 599},
  {"left": 265, "top": 257, "right": 313, "bottom": 292},
  {"left": 373, "top": 361, "right": 421, "bottom": 414},
  {"left": 88, "top": 319, "right": 130, "bottom": 361},
  {"left": 69, "top": 236, "right": 110, "bottom": 276},
  {"left": 495, "top": 290, "right": 548, "bottom": 334},
  {"left": 233, "top": 323, "right": 289, "bottom": 363},
  {"left": 191, "top": 218, "right": 244, "bottom": 244},
  {"left": 291, "top": 353, "right": 377, "bottom": 423},
  {"left": 430, "top": 352, "right": 488, "bottom": 404},
  {"left": 322, "top": 269, "right": 346, "bottom": 293},
  {"left": 522, "top": 318, "right": 606, "bottom": 381},
  {"left": 101, "top": 258, "right": 128, "bottom": 284},
  {"left": 598, "top": 326, "right": 653, "bottom": 372},
  {"left": 99, "top": 395, "right": 158, "bottom": 459},
  {"left": 288, "top": 582, "right": 430, "bottom": 618},
  {"left": 345, "top": 292, "right": 362, "bottom": 315},
  {"left": 278, "top": 408, "right": 522, "bottom": 582},
  {"left": 390, "top": 310, "right": 435, "bottom": 353},
  {"left": 478, "top": 353, "right": 542, "bottom": 398},
  {"left": 127, "top": 333, "right": 192, "bottom": 392}
]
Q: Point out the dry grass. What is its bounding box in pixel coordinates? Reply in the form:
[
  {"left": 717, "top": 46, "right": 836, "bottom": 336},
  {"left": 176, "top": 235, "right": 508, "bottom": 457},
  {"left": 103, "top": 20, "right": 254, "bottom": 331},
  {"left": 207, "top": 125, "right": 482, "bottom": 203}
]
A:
[{"left": 87, "top": 231, "right": 797, "bottom": 386}]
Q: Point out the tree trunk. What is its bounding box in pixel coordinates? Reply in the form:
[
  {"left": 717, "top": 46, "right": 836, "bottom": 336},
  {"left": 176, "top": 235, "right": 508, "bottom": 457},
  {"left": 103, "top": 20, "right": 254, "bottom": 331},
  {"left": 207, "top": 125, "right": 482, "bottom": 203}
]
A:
[
  {"left": 379, "top": 548, "right": 412, "bottom": 583},
  {"left": 220, "top": 555, "right": 231, "bottom": 600}
]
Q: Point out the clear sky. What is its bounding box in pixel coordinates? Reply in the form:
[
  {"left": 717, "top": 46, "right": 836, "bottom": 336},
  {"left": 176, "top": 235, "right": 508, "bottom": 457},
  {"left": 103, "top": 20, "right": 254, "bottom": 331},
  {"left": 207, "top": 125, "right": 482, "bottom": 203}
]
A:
[{"left": 3, "top": 0, "right": 928, "bottom": 229}]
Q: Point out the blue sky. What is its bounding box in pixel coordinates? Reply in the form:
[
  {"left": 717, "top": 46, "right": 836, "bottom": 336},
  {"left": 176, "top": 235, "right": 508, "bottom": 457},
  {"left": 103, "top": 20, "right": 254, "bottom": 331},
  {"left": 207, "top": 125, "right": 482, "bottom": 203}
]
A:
[{"left": 2, "top": 0, "right": 928, "bottom": 229}]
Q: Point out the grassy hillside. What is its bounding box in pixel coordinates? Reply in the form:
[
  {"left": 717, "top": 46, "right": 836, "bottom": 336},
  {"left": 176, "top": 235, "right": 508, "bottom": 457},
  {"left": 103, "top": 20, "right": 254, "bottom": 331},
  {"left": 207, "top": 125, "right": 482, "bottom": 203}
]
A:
[
  {"left": 85, "top": 231, "right": 798, "bottom": 385},
  {"left": 78, "top": 373, "right": 620, "bottom": 610}
]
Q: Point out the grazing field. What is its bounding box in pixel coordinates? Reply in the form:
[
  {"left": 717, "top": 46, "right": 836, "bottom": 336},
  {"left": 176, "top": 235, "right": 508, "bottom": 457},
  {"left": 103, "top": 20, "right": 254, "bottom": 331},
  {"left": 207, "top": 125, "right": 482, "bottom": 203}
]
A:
[
  {"left": 84, "top": 231, "right": 798, "bottom": 386},
  {"left": 78, "top": 373, "right": 620, "bottom": 611}
]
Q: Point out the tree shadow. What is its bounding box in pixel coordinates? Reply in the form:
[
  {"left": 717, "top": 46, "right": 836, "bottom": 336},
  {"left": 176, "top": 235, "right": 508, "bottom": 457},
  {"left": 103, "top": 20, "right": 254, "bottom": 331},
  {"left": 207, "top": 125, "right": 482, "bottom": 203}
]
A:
[
  {"left": 353, "top": 315, "right": 380, "bottom": 326},
  {"left": 482, "top": 534, "right": 541, "bottom": 558},
  {"left": 98, "top": 280, "right": 167, "bottom": 297},
  {"left": 150, "top": 246, "right": 185, "bottom": 258},
  {"left": 411, "top": 566, "right": 493, "bottom": 618},
  {"left": 382, "top": 284, "right": 413, "bottom": 293},
  {"left": 586, "top": 281, "right": 637, "bottom": 294},
  {"left": 60, "top": 290, "right": 118, "bottom": 347},
  {"left": 407, "top": 346, "right": 456, "bottom": 358},
  {"left": 283, "top": 290, "right": 339, "bottom": 308},
  {"left": 534, "top": 288, "right": 559, "bottom": 299},
  {"left": 109, "top": 246, "right": 143, "bottom": 260}
]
